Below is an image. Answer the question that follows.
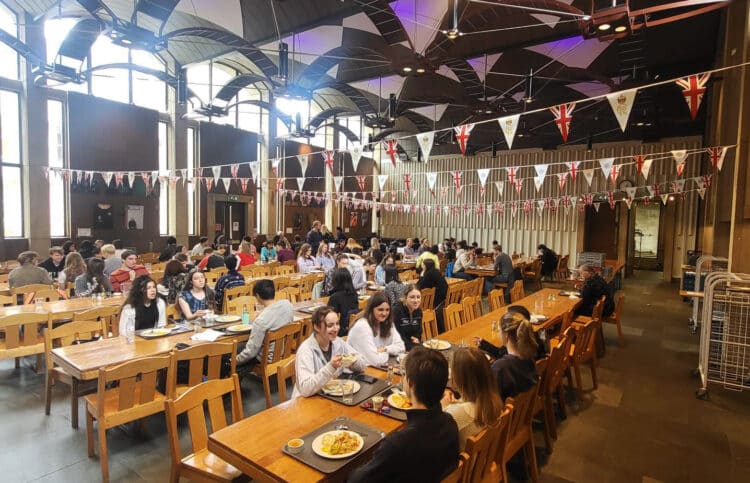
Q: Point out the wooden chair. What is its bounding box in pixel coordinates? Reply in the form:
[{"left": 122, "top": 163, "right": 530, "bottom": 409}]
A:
[
  {"left": 523, "top": 259, "right": 543, "bottom": 291},
  {"left": 205, "top": 270, "right": 222, "bottom": 285},
  {"left": 165, "top": 303, "right": 181, "bottom": 322},
  {"left": 250, "top": 323, "right": 303, "bottom": 408},
  {"left": 265, "top": 261, "right": 280, "bottom": 271},
  {"left": 444, "top": 303, "right": 464, "bottom": 331},
  {"left": 165, "top": 375, "right": 244, "bottom": 483},
  {"left": 276, "top": 355, "right": 296, "bottom": 404},
  {"left": 568, "top": 319, "right": 599, "bottom": 398},
  {"left": 273, "top": 275, "right": 290, "bottom": 291},
  {"left": 282, "top": 259, "right": 298, "bottom": 271},
  {"left": 502, "top": 383, "right": 541, "bottom": 483},
  {"left": 461, "top": 296, "right": 482, "bottom": 324},
  {"left": 441, "top": 453, "right": 467, "bottom": 483},
  {"left": 167, "top": 341, "right": 237, "bottom": 399},
  {"left": 277, "top": 286, "right": 301, "bottom": 303},
  {"left": 150, "top": 271, "right": 165, "bottom": 283},
  {"left": 250, "top": 265, "right": 272, "bottom": 278},
  {"left": 13, "top": 283, "right": 55, "bottom": 304},
  {"left": 603, "top": 291, "right": 625, "bottom": 346},
  {"left": 488, "top": 289, "right": 506, "bottom": 312},
  {"left": 422, "top": 309, "right": 438, "bottom": 340},
  {"left": 0, "top": 294, "right": 16, "bottom": 306},
  {"left": 555, "top": 255, "right": 570, "bottom": 280},
  {"left": 573, "top": 295, "right": 605, "bottom": 327},
  {"left": 541, "top": 328, "right": 575, "bottom": 442},
  {"left": 0, "top": 312, "right": 48, "bottom": 370},
  {"left": 0, "top": 272, "right": 9, "bottom": 283},
  {"left": 464, "top": 404, "right": 512, "bottom": 483},
  {"left": 85, "top": 354, "right": 171, "bottom": 482},
  {"left": 73, "top": 306, "right": 120, "bottom": 337},
  {"left": 298, "top": 274, "right": 318, "bottom": 301},
  {"left": 44, "top": 317, "right": 108, "bottom": 428},
  {"left": 221, "top": 284, "right": 250, "bottom": 314},
  {"left": 225, "top": 295, "right": 258, "bottom": 316},
  {"left": 509, "top": 280, "right": 525, "bottom": 303},
  {"left": 421, "top": 287, "right": 435, "bottom": 310},
  {"left": 274, "top": 265, "right": 294, "bottom": 275},
  {"left": 446, "top": 282, "right": 465, "bottom": 306},
  {"left": 467, "top": 278, "right": 483, "bottom": 298}
]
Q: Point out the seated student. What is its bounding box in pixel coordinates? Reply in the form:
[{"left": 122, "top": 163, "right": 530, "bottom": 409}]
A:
[
  {"left": 276, "top": 240, "right": 296, "bottom": 262},
  {"left": 326, "top": 268, "right": 359, "bottom": 336},
  {"left": 38, "top": 246, "right": 65, "bottom": 279},
  {"left": 296, "top": 243, "right": 321, "bottom": 273},
  {"left": 57, "top": 252, "right": 87, "bottom": 289},
  {"left": 375, "top": 254, "right": 397, "bottom": 285},
  {"left": 575, "top": 264, "right": 615, "bottom": 317},
  {"left": 383, "top": 265, "right": 406, "bottom": 306},
  {"left": 109, "top": 250, "right": 149, "bottom": 292},
  {"left": 347, "top": 292, "right": 405, "bottom": 366},
  {"left": 491, "top": 312, "right": 539, "bottom": 400},
  {"left": 260, "top": 240, "right": 277, "bottom": 262},
  {"left": 237, "top": 240, "right": 256, "bottom": 267},
  {"left": 349, "top": 346, "right": 459, "bottom": 482},
  {"left": 452, "top": 245, "right": 477, "bottom": 280},
  {"left": 177, "top": 269, "right": 215, "bottom": 321},
  {"left": 484, "top": 243, "right": 514, "bottom": 295},
  {"left": 197, "top": 246, "right": 226, "bottom": 270},
  {"left": 8, "top": 251, "right": 53, "bottom": 289},
  {"left": 159, "top": 236, "right": 178, "bottom": 262},
  {"left": 74, "top": 258, "right": 113, "bottom": 297},
  {"left": 441, "top": 347, "right": 504, "bottom": 451},
  {"left": 475, "top": 305, "right": 547, "bottom": 360},
  {"left": 191, "top": 236, "right": 210, "bottom": 256},
  {"left": 214, "top": 255, "right": 245, "bottom": 313},
  {"left": 352, "top": 257, "right": 377, "bottom": 291},
  {"left": 174, "top": 252, "right": 194, "bottom": 271},
  {"left": 315, "top": 242, "right": 335, "bottom": 271},
  {"left": 391, "top": 284, "right": 423, "bottom": 350},
  {"left": 101, "top": 244, "right": 122, "bottom": 278},
  {"left": 158, "top": 259, "right": 188, "bottom": 304},
  {"left": 118, "top": 275, "right": 166, "bottom": 334},
  {"left": 415, "top": 244, "right": 440, "bottom": 274},
  {"left": 323, "top": 253, "right": 352, "bottom": 295},
  {"left": 235, "top": 280, "right": 295, "bottom": 367},
  {"left": 293, "top": 306, "right": 366, "bottom": 398}
]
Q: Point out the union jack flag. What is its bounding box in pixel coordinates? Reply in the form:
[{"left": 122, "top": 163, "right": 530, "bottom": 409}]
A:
[
  {"left": 550, "top": 103, "right": 576, "bottom": 143},
  {"left": 676, "top": 73, "right": 710, "bottom": 120}
]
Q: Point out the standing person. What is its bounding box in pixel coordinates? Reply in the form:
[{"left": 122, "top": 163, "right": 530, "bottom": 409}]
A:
[
  {"left": 491, "top": 312, "right": 539, "bottom": 400},
  {"left": 276, "top": 240, "right": 296, "bottom": 262},
  {"left": 537, "top": 244, "right": 558, "bottom": 279},
  {"left": 214, "top": 255, "right": 245, "bottom": 313},
  {"left": 57, "top": 252, "right": 87, "bottom": 289},
  {"left": 118, "top": 275, "right": 166, "bottom": 334},
  {"left": 347, "top": 291, "right": 405, "bottom": 366},
  {"left": 575, "top": 264, "right": 615, "bottom": 317},
  {"left": 8, "top": 251, "right": 52, "bottom": 289},
  {"left": 101, "top": 244, "right": 122, "bottom": 277},
  {"left": 38, "top": 247, "right": 65, "bottom": 279},
  {"left": 348, "top": 346, "right": 459, "bottom": 482},
  {"left": 235, "top": 280, "right": 295, "bottom": 367},
  {"left": 335, "top": 226, "right": 346, "bottom": 242},
  {"left": 260, "top": 240, "right": 277, "bottom": 262},
  {"left": 417, "top": 259, "right": 448, "bottom": 332},
  {"left": 296, "top": 243, "right": 321, "bottom": 273},
  {"left": 441, "top": 347, "right": 504, "bottom": 450},
  {"left": 391, "top": 284, "right": 423, "bottom": 350},
  {"left": 177, "top": 269, "right": 215, "bottom": 321},
  {"left": 293, "top": 307, "right": 366, "bottom": 398},
  {"left": 306, "top": 220, "right": 324, "bottom": 256},
  {"left": 315, "top": 243, "right": 335, "bottom": 271},
  {"left": 237, "top": 240, "right": 256, "bottom": 267},
  {"left": 485, "top": 244, "right": 514, "bottom": 295},
  {"left": 191, "top": 237, "right": 210, "bottom": 256},
  {"left": 109, "top": 250, "right": 149, "bottom": 292},
  {"left": 326, "top": 268, "right": 359, "bottom": 336},
  {"left": 74, "top": 258, "right": 113, "bottom": 297}
]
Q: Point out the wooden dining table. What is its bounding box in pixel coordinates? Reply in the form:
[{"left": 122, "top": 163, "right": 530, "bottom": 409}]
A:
[
  {"left": 464, "top": 257, "right": 534, "bottom": 278},
  {"left": 0, "top": 294, "right": 125, "bottom": 317},
  {"left": 206, "top": 287, "right": 581, "bottom": 482}
]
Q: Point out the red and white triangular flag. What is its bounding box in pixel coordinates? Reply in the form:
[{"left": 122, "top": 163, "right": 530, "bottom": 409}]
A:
[
  {"left": 271, "top": 158, "right": 281, "bottom": 177},
  {"left": 610, "top": 164, "right": 619, "bottom": 185},
  {"left": 550, "top": 103, "right": 576, "bottom": 142},
  {"left": 275, "top": 178, "right": 284, "bottom": 192},
  {"left": 498, "top": 115, "right": 520, "bottom": 149},
  {"left": 204, "top": 177, "right": 213, "bottom": 192},
  {"left": 676, "top": 73, "right": 710, "bottom": 120},
  {"left": 323, "top": 151, "right": 335, "bottom": 176},
  {"left": 707, "top": 147, "right": 727, "bottom": 171},
  {"left": 515, "top": 179, "right": 523, "bottom": 194},
  {"left": 383, "top": 140, "right": 399, "bottom": 167},
  {"left": 557, "top": 172, "right": 568, "bottom": 191},
  {"left": 566, "top": 161, "right": 580, "bottom": 181},
  {"left": 230, "top": 163, "right": 239, "bottom": 178},
  {"left": 505, "top": 167, "right": 517, "bottom": 185},
  {"left": 355, "top": 175, "right": 366, "bottom": 192},
  {"left": 454, "top": 124, "right": 474, "bottom": 156},
  {"left": 452, "top": 171, "right": 463, "bottom": 194},
  {"left": 607, "top": 88, "right": 637, "bottom": 132},
  {"left": 672, "top": 150, "right": 688, "bottom": 176},
  {"left": 403, "top": 173, "right": 412, "bottom": 193},
  {"left": 240, "top": 178, "right": 250, "bottom": 193}
]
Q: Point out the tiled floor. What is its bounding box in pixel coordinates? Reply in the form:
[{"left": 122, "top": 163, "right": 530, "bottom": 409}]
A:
[{"left": 1, "top": 270, "right": 749, "bottom": 482}]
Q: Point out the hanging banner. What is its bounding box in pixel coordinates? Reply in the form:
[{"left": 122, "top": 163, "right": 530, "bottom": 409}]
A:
[
  {"left": 697, "top": 188, "right": 707, "bottom": 199},
  {"left": 452, "top": 171, "right": 463, "bottom": 194},
  {"left": 624, "top": 186, "right": 637, "bottom": 200},
  {"left": 275, "top": 178, "right": 284, "bottom": 192},
  {"left": 593, "top": 202, "right": 601, "bottom": 212},
  {"left": 239, "top": 178, "right": 250, "bottom": 193},
  {"left": 557, "top": 172, "right": 568, "bottom": 191},
  {"left": 661, "top": 194, "right": 669, "bottom": 205},
  {"left": 610, "top": 164, "right": 619, "bottom": 185},
  {"left": 498, "top": 114, "right": 520, "bottom": 149},
  {"left": 671, "top": 150, "right": 688, "bottom": 175},
  {"left": 607, "top": 191, "right": 615, "bottom": 210},
  {"left": 494, "top": 180, "right": 504, "bottom": 196},
  {"left": 477, "top": 168, "right": 490, "bottom": 189},
  {"left": 676, "top": 73, "right": 710, "bottom": 120},
  {"left": 211, "top": 166, "right": 221, "bottom": 185},
  {"left": 350, "top": 143, "right": 363, "bottom": 172},
  {"left": 533, "top": 176, "right": 544, "bottom": 192},
  {"left": 221, "top": 178, "right": 231, "bottom": 193},
  {"left": 249, "top": 162, "right": 259, "bottom": 184},
  {"left": 296, "top": 177, "right": 305, "bottom": 191},
  {"left": 204, "top": 177, "right": 213, "bottom": 192},
  {"left": 515, "top": 179, "right": 524, "bottom": 195},
  {"left": 505, "top": 167, "right": 517, "bottom": 185},
  {"left": 271, "top": 158, "right": 281, "bottom": 176},
  {"left": 566, "top": 161, "right": 580, "bottom": 181},
  {"left": 707, "top": 146, "right": 727, "bottom": 171},
  {"left": 599, "top": 157, "right": 615, "bottom": 180},
  {"left": 403, "top": 173, "right": 412, "bottom": 193},
  {"left": 550, "top": 102, "right": 576, "bottom": 143},
  {"left": 102, "top": 172, "right": 114, "bottom": 187},
  {"left": 323, "top": 150, "right": 335, "bottom": 176},
  {"left": 230, "top": 163, "right": 239, "bottom": 178},
  {"left": 673, "top": 179, "right": 686, "bottom": 193},
  {"left": 624, "top": 197, "right": 633, "bottom": 209},
  {"left": 534, "top": 164, "right": 548, "bottom": 180},
  {"left": 377, "top": 174, "right": 388, "bottom": 191},
  {"left": 582, "top": 169, "right": 595, "bottom": 187},
  {"left": 426, "top": 172, "right": 438, "bottom": 192},
  {"left": 297, "top": 154, "right": 309, "bottom": 175},
  {"left": 355, "top": 175, "right": 366, "bottom": 192},
  {"left": 383, "top": 140, "right": 399, "bottom": 167},
  {"left": 454, "top": 123, "right": 475, "bottom": 156},
  {"left": 606, "top": 88, "right": 637, "bottom": 132},
  {"left": 416, "top": 131, "right": 435, "bottom": 163}
]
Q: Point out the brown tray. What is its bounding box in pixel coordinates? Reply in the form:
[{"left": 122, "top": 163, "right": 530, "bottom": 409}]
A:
[
  {"left": 281, "top": 416, "right": 385, "bottom": 474},
  {"left": 360, "top": 386, "right": 409, "bottom": 421},
  {"left": 317, "top": 374, "right": 391, "bottom": 406}
]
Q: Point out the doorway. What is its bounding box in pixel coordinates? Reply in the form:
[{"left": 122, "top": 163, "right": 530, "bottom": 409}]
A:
[
  {"left": 215, "top": 201, "right": 246, "bottom": 246},
  {"left": 584, "top": 204, "right": 618, "bottom": 259},
  {"left": 633, "top": 202, "right": 662, "bottom": 270}
]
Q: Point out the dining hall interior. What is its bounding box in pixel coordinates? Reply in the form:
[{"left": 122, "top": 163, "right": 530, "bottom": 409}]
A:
[{"left": 0, "top": 0, "right": 749, "bottom": 481}]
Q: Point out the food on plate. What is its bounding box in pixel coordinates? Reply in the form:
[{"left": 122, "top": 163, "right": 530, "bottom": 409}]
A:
[
  {"left": 340, "top": 353, "right": 357, "bottom": 367},
  {"left": 286, "top": 438, "right": 304, "bottom": 454},
  {"left": 320, "top": 431, "right": 360, "bottom": 456},
  {"left": 226, "top": 324, "right": 252, "bottom": 332},
  {"left": 323, "top": 380, "right": 354, "bottom": 394},
  {"left": 388, "top": 392, "right": 412, "bottom": 409}
]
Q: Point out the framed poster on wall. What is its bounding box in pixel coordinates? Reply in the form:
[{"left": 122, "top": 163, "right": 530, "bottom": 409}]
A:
[{"left": 126, "top": 205, "right": 144, "bottom": 230}]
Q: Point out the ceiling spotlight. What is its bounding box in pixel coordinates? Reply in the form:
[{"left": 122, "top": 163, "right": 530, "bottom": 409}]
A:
[
  {"left": 598, "top": 23, "right": 611, "bottom": 31},
  {"left": 416, "top": 68, "right": 425, "bottom": 74},
  {"left": 403, "top": 66, "right": 412, "bottom": 72},
  {"left": 444, "top": 29, "right": 461, "bottom": 40},
  {"left": 615, "top": 25, "right": 627, "bottom": 32},
  {"left": 485, "top": 109, "right": 493, "bottom": 114},
  {"left": 582, "top": 15, "right": 591, "bottom": 21},
  {"left": 636, "top": 122, "right": 644, "bottom": 126},
  {"left": 445, "top": 0, "right": 461, "bottom": 40}
]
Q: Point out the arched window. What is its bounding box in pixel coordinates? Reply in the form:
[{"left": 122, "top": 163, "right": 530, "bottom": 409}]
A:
[{"left": 0, "top": 2, "right": 19, "bottom": 80}]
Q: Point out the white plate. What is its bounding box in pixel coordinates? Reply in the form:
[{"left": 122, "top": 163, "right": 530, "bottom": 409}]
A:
[
  {"left": 215, "top": 315, "right": 241, "bottom": 323},
  {"left": 423, "top": 339, "right": 451, "bottom": 350},
  {"left": 387, "top": 391, "right": 413, "bottom": 410},
  {"left": 225, "top": 324, "right": 252, "bottom": 333},
  {"left": 140, "top": 327, "right": 172, "bottom": 337},
  {"left": 311, "top": 430, "right": 364, "bottom": 459},
  {"left": 321, "top": 380, "right": 361, "bottom": 397}
]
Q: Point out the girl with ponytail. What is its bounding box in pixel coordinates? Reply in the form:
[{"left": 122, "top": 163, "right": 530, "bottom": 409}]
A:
[{"left": 491, "top": 312, "right": 539, "bottom": 400}]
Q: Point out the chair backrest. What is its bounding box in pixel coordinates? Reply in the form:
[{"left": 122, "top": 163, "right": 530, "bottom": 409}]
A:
[
  {"left": 96, "top": 354, "right": 171, "bottom": 420},
  {"left": 510, "top": 280, "right": 525, "bottom": 303},
  {"left": 12, "top": 283, "right": 54, "bottom": 296},
  {"left": 150, "top": 271, "right": 165, "bottom": 283},
  {"left": 0, "top": 272, "right": 9, "bottom": 283},
  {"left": 167, "top": 341, "right": 237, "bottom": 399},
  {"left": 282, "top": 259, "right": 298, "bottom": 271},
  {"left": 468, "top": 278, "right": 483, "bottom": 298},
  {"left": 571, "top": 319, "right": 598, "bottom": 361},
  {"left": 250, "top": 265, "right": 272, "bottom": 278},
  {"left": 299, "top": 274, "right": 318, "bottom": 301},
  {"left": 274, "top": 265, "right": 294, "bottom": 275},
  {"left": 546, "top": 330, "right": 573, "bottom": 397},
  {"left": 464, "top": 405, "right": 512, "bottom": 483},
  {"left": 591, "top": 295, "right": 606, "bottom": 321},
  {"left": 446, "top": 282, "right": 464, "bottom": 305},
  {"left": 165, "top": 375, "right": 243, "bottom": 474},
  {"left": 204, "top": 271, "right": 221, "bottom": 285},
  {"left": 45, "top": 318, "right": 108, "bottom": 371},
  {"left": 36, "top": 288, "right": 63, "bottom": 302},
  {"left": 558, "top": 255, "right": 569, "bottom": 272},
  {"left": 165, "top": 303, "right": 180, "bottom": 322},
  {"left": 265, "top": 261, "right": 280, "bottom": 271},
  {"left": 444, "top": 303, "right": 464, "bottom": 331},
  {"left": 440, "top": 453, "right": 467, "bottom": 483},
  {"left": 273, "top": 275, "right": 291, "bottom": 291},
  {"left": 421, "top": 287, "right": 435, "bottom": 310},
  {"left": 488, "top": 289, "right": 505, "bottom": 312},
  {"left": 560, "top": 308, "right": 574, "bottom": 333},
  {"left": 0, "top": 312, "right": 49, "bottom": 356},
  {"left": 422, "top": 309, "right": 438, "bottom": 340},
  {"left": 461, "top": 296, "right": 482, "bottom": 324},
  {"left": 503, "top": 382, "right": 541, "bottom": 464},
  {"left": 0, "top": 294, "right": 16, "bottom": 306},
  {"left": 276, "top": 356, "right": 296, "bottom": 404},
  {"left": 277, "top": 286, "right": 301, "bottom": 303},
  {"left": 259, "top": 323, "right": 302, "bottom": 368},
  {"left": 73, "top": 305, "right": 120, "bottom": 337},
  {"left": 608, "top": 291, "right": 624, "bottom": 321},
  {"left": 222, "top": 284, "right": 250, "bottom": 312},
  {"left": 225, "top": 295, "right": 258, "bottom": 316}
]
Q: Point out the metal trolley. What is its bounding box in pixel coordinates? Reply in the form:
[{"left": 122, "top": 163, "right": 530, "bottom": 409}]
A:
[
  {"left": 696, "top": 272, "right": 750, "bottom": 399},
  {"left": 682, "top": 255, "right": 728, "bottom": 334}
]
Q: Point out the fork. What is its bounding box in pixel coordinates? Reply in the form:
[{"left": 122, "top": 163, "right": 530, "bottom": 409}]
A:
[{"left": 335, "top": 424, "right": 368, "bottom": 438}]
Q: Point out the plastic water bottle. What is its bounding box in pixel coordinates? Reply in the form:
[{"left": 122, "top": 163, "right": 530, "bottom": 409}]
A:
[
  {"left": 126, "top": 313, "right": 136, "bottom": 344},
  {"left": 242, "top": 305, "right": 250, "bottom": 325}
]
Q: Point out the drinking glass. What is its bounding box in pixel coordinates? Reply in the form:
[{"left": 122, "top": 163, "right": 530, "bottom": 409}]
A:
[
  {"left": 534, "top": 298, "right": 544, "bottom": 313},
  {"left": 340, "top": 381, "right": 354, "bottom": 404},
  {"left": 34, "top": 298, "right": 44, "bottom": 312}
]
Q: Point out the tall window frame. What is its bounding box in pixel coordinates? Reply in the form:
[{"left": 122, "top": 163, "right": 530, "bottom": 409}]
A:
[
  {"left": 0, "top": 89, "right": 23, "bottom": 238},
  {"left": 48, "top": 98, "right": 67, "bottom": 237},
  {"left": 186, "top": 126, "right": 196, "bottom": 236},
  {"left": 158, "top": 121, "right": 169, "bottom": 235},
  {"left": 0, "top": 2, "right": 19, "bottom": 81}
]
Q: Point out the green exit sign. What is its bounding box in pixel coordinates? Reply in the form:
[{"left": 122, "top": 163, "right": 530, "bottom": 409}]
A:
[{"left": 228, "top": 195, "right": 240, "bottom": 201}]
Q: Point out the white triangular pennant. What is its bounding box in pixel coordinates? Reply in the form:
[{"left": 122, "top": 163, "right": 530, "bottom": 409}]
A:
[
  {"left": 494, "top": 180, "right": 504, "bottom": 196},
  {"left": 697, "top": 188, "right": 706, "bottom": 199},
  {"left": 534, "top": 164, "right": 548, "bottom": 180},
  {"left": 661, "top": 194, "right": 669, "bottom": 205},
  {"left": 694, "top": 177, "right": 706, "bottom": 189},
  {"left": 477, "top": 168, "right": 490, "bottom": 188},
  {"left": 646, "top": 185, "right": 655, "bottom": 197},
  {"left": 296, "top": 177, "right": 305, "bottom": 191},
  {"left": 593, "top": 202, "right": 601, "bottom": 212},
  {"left": 249, "top": 162, "right": 259, "bottom": 184},
  {"left": 624, "top": 197, "right": 633, "bottom": 209},
  {"left": 641, "top": 158, "right": 653, "bottom": 180},
  {"left": 672, "top": 150, "right": 688, "bottom": 175},
  {"left": 599, "top": 158, "right": 615, "bottom": 179},
  {"left": 497, "top": 115, "right": 520, "bottom": 149},
  {"left": 102, "top": 172, "right": 114, "bottom": 187},
  {"left": 607, "top": 88, "right": 637, "bottom": 132},
  {"left": 350, "top": 144, "right": 363, "bottom": 172},
  {"left": 673, "top": 179, "right": 686, "bottom": 193},
  {"left": 425, "top": 172, "right": 437, "bottom": 191},
  {"left": 378, "top": 174, "right": 388, "bottom": 191},
  {"left": 624, "top": 186, "right": 637, "bottom": 199},
  {"left": 333, "top": 176, "right": 343, "bottom": 192},
  {"left": 211, "top": 166, "right": 221, "bottom": 184},
  {"left": 297, "top": 154, "right": 309, "bottom": 175},
  {"left": 536, "top": 199, "right": 545, "bottom": 213},
  {"left": 221, "top": 178, "right": 231, "bottom": 193},
  {"left": 533, "top": 176, "right": 544, "bottom": 191},
  {"left": 582, "top": 169, "right": 595, "bottom": 187},
  {"left": 417, "top": 131, "right": 435, "bottom": 163}
]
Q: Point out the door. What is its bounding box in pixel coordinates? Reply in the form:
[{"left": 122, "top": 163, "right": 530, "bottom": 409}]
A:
[
  {"left": 215, "top": 201, "right": 246, "bottom": 247},
  {"left": 584, "top": 204, "right": 618, "bottom": 259},
  {"left": 633, "top": 202, "right": 663, "bottom": 270}
]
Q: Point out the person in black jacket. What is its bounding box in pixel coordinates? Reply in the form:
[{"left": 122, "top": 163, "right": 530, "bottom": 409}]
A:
[
  {"left": 159, "top": 236, "right": 178, "bottom": 262},
  {"left": 575, "top": 264, "right": 615, "bottom": 317},
  {"left": 537, "top": 244, "right": 558, "bottom": 278},
  {"left": 491, "top": 311, "right": 539, "bottom": 401},
  {"left": 327, "top": 268, "right": 359, "bottom": 336},
  {"left": 38, "top": 246, "right": 65, "bottom": 279},
  {"left": 348, "top": 346, "right": 459, "bottom": 483},
  {"left": 392, "top": 284, "right": 423, "bottom": 350},
  {"left": 476, "top": 305, "right": 547, "bottom": 361},
  {"left": 417, "top": 259, "right": 448, "bottom": 332}
]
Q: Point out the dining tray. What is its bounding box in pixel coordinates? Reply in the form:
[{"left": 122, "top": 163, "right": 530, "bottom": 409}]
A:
[
  {"left": 297, "top": 303, "right": 327, "bottom": 314},
  {"left": 317, "top": 374, "right": 391, "bottom": 406},
  {"left": 281, "top": 416, "right": 385, "bottom": 474},
  {"left": 136, "top": 325, "right": 193, "bottom": 339},
  {"left": 360, "top": 386, "right": 409, "bottom": 422}
]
